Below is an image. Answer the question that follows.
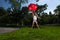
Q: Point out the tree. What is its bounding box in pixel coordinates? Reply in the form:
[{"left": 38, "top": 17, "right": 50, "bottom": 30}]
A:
[
  {"left": 0, "top": 7, "right": 9, "bottom": 19},
  {"left": 54, "top": 5, "right": 60, "bottom": 15},
  {"left": 36, "top": 4, "right": 48, "bottom": 16},
  {"left": 54, "top": 5, "right": 60, "bottom": 24},
  {"left": 20, "top": 6, "right": 29, "bottom": 26},
  {"left": 0, "top": 7, "right": 7, "bottom": 16},
  {"left": 49, "top": 11, "right": 52, "bottom": 15},
  {"left": 5, "top": 0, "right": 39, "bottom": 10},
  {"left": 7, "top": 7, "right": 12, "bottom": 14},
  {"left": 48, "top": 11, "right": 53, "bottom": 24}
]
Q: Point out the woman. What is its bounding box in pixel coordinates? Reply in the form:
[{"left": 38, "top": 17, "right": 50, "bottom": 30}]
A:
[{"left": 32, "top": 11, "right": 40, "bottom": 28}]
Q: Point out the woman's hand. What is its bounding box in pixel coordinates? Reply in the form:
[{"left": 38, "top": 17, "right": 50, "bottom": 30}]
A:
[{"left": 38, "top": 17, "right": 41, "bottom": 19}]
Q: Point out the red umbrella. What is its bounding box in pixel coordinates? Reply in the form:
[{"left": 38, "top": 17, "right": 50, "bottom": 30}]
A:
[{"left": 28, "top": 3, "right": 37, "bottom": 11}]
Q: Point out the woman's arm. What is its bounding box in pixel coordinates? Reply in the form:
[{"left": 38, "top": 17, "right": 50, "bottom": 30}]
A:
[
  {"left": 35, "top": 13, "right": 38, "bottom": 17},
  {"left": 32, "top": 13, "right": 34, "bottom": 17},
  {"left": 35, "top": 13, "right": 40, "bottom": 19}
]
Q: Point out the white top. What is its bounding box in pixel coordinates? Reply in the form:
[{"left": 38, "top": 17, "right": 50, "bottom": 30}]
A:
[{"left": 33, "top": 16, "right": 37, "bottom": 20}]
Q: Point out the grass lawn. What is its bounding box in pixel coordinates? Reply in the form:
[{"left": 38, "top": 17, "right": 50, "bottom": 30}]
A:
[{"left": 0, "top": 25, "right": 60, "bottom": 40}]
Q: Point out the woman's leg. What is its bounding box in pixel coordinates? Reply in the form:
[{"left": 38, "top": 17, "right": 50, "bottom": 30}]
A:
[
  {"left": 35, "top": 21, "right": 39, "bottom": 28},
  {"left": 32, "top": 21, "right": 34, "bottom": 28}
]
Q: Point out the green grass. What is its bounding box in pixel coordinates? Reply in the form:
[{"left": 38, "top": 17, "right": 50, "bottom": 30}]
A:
[{"left": 0, "top": 25, "right": 60, "bottom": 40}]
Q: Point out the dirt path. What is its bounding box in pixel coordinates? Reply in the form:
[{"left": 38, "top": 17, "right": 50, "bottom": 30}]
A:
[{"left": 0, "top": 27, "right": 19, "bottom": 34}]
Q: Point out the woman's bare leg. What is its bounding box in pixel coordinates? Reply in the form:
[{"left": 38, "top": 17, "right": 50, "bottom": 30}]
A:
[
  {"left": 36, "top": 21, "right": 39, "bottom": 28},
  {"left": 32, "top": 21, "right": 34, "bottom": 28}
]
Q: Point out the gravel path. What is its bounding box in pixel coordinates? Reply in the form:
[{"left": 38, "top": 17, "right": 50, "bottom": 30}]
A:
[{"left": 0, "top": 27, "right": 19, "bottom": 34}]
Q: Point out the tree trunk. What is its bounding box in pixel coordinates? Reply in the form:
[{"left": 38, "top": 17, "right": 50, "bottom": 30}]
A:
[{"left": 21, "top": 20, "right": 24, "bottom": 26}]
